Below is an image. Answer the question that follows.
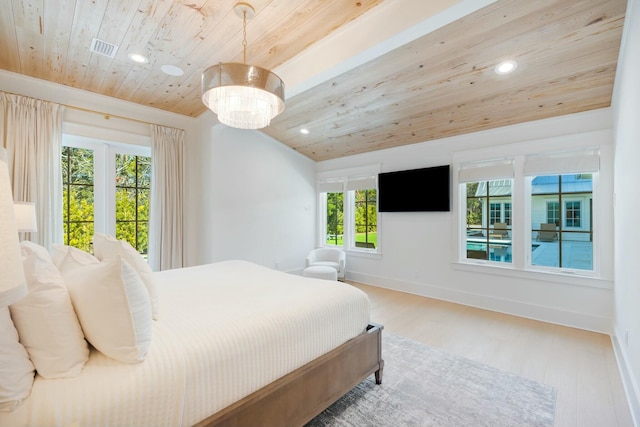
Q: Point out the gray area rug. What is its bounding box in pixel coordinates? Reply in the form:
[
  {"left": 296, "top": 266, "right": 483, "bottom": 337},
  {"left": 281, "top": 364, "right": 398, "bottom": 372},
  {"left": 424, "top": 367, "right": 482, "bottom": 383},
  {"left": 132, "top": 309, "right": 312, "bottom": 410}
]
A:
[{"left": 307, "top": 333, "right": 556, "bottom": 427}]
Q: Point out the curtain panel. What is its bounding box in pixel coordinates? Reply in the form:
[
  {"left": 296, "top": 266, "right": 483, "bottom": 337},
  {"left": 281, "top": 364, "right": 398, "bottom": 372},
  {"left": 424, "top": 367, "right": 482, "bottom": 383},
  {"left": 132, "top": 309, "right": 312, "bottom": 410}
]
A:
[
  {"left": 0, "top": 92, "right": 64, "bottom": 249},
  {"left": 149, "top": 124, "right": 184, "bottom": 271}
]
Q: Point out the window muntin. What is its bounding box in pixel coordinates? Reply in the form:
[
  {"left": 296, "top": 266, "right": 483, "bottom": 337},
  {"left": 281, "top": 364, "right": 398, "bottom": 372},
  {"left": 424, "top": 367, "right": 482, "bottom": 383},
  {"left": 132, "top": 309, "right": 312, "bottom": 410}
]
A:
[
  {"left": 530, "top": 174, "right": 593, "bottom": 271},
  {"left": 62, "top": 146, "right": 95, "bottom": 252},
  {"left": 465, "top": 179, "right": 513, "bottom": 263},
  {"left": 325, "top": 192, "right": 344, "bottom": 246}
]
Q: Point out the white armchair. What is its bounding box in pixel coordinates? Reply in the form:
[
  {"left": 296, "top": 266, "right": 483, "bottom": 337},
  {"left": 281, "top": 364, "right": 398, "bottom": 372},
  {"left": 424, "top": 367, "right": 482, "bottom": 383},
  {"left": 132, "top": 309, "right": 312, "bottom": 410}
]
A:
[{"left": 305, "top": 248, "right": 346, "bottom": 280}]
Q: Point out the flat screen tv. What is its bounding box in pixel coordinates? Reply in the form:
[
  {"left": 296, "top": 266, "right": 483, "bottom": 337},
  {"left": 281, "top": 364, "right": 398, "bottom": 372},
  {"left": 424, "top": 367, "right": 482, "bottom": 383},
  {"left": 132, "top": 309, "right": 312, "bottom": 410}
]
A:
[{"left": 378, "top": 165, "right": 450, "bottom": 212}]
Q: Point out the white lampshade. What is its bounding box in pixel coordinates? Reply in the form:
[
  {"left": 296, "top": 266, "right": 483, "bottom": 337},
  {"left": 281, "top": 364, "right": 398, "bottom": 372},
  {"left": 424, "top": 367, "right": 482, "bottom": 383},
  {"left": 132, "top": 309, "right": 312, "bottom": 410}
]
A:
[
  {"left": 13, "top": 202, "right": 37, "bottom": 232},
  {"left": 0, "top": 147, "right": 27, "bottom": 306}
]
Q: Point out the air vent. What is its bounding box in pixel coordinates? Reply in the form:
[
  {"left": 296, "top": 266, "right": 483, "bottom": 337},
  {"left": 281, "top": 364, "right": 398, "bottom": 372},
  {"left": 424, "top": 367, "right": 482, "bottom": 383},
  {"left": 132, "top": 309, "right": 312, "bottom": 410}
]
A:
[{"left": 90, "top": 38, "right": 118, "bottom": 58}]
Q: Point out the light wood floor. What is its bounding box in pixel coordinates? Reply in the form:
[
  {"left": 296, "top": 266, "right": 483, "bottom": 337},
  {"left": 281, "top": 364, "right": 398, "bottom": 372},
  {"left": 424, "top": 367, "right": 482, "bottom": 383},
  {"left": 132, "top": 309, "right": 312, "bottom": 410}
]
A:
[{"left": 348, "top": 281, "right": 634, "bottom": 427}]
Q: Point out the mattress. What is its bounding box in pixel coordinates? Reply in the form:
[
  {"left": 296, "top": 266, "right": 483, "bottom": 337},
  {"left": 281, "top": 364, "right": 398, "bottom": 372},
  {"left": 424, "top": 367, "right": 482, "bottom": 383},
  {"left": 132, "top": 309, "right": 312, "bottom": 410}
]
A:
[{"left": 0, "top": 260, "right": 370, "bottom": 427}]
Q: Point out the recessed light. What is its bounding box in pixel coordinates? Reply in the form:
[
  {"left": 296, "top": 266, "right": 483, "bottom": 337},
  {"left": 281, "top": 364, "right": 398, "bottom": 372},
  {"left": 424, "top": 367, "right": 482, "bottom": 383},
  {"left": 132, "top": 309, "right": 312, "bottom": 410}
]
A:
[
  {"left": 128, "top": 53, "right": 148, "bottom": 64},
  {"left": 495, "top": 60, "right": 517, "bottom": 75},
  {"left": 161, "top": 64, "right": 184, "bottom": 76},
  {"left": 300, "top": 128, "right": 310, "bottom": 134}
]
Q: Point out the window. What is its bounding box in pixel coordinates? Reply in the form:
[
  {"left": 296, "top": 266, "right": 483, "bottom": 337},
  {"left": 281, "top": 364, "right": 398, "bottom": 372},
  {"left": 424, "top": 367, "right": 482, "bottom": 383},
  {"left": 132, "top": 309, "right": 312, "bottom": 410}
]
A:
[
  {"left": 325, "top": 192, "right": 344, "bottom": 246},
  {"left": 457, "top": 147, "right": 603, "bottom": 277},
  {"left": 115, "top": 154, "right": 151, "bottom": 254},
  {"left": 531, "top": 174, "right": 592, "bottom": 270},
  {"left": 565, "top": 200, "right": 581, "bottom": 227},
  {"left": 489, "top": 202, "right": 501, "bottom": 225},
  {"left": 464, "top": 179, "right": 513, "bottom": 263},
  {"left": 353, "top": 189, "right": 377, "bottom": 249},
  {"left": 546, "top": 201, "right": 559, "bottom": 225},
  {"left": 318, "top": 170, "right": 379, "bottom": 252},
  {"left": 62, "top": 146, "right": 95, "bottom": 252},
  {"left": 62, "top": 135, "right": 151, "bottom": 254},
  {"left": 504, "top": 202, "right": 512, "bottom": 225}
]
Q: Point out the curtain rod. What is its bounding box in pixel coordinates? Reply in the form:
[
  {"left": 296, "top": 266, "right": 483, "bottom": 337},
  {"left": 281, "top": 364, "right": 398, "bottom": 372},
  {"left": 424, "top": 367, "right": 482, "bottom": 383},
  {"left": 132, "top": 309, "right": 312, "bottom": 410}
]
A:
[{"left": 0, "top": 89, "right": 186, "bottom": 131}]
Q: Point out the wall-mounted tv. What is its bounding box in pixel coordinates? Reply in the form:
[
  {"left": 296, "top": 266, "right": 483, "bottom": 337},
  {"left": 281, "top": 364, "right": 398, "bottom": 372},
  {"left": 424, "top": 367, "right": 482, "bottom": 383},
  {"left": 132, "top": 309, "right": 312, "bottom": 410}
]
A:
[{"left": 378, "top": 165, "right": 450, "bottom": 212}]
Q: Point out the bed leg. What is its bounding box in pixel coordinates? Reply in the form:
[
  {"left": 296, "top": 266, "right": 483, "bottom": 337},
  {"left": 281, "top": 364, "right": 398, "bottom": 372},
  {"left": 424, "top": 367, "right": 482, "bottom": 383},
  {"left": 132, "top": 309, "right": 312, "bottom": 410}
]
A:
[{"left": 375, "top": 360, "right": 384, "bottom": 385}]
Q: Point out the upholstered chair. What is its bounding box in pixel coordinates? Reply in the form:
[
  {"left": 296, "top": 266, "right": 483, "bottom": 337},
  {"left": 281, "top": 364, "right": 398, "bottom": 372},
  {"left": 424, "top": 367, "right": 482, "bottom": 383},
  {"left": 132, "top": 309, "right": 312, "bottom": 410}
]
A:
[{"left": 305, "top": 248, "right": 346, "bottom": 280}]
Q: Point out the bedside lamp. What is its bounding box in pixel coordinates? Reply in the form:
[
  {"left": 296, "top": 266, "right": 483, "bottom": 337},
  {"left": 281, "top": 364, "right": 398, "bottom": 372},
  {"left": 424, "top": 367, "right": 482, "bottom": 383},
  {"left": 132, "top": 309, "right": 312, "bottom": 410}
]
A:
[
  {"left": 0, "top": 147, "right": 27, "bottom": 306},
  {"left": 13, "top": 202, "right": 37, "bottom": 233}
]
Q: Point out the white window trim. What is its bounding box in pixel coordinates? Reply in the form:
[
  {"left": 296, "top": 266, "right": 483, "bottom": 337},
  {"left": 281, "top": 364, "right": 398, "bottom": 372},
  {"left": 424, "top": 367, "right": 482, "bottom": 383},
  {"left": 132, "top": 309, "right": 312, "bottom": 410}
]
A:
[{"left": 452, "top": 130, "right": 613, "bottom": 287}]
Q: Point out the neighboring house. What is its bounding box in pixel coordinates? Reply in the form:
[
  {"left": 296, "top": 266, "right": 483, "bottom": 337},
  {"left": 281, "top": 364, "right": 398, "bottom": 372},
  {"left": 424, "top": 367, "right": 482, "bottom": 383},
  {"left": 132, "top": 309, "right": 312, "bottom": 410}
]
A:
[{"left": 474, "top": 175, "right": 593, "bottom": 242}]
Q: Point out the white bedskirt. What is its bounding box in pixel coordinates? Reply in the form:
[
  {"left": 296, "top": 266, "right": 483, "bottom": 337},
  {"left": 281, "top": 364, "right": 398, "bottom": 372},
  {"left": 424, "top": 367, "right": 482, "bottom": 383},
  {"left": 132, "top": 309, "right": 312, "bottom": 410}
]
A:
[{"left": 0, "top": 260, "right": 370, "bottom": 427}]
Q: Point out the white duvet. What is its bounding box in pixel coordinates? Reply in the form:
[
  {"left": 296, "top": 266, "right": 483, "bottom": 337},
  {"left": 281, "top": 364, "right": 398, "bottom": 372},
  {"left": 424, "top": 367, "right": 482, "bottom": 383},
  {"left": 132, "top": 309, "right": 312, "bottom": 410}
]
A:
[{"left": 0, "top": 260, "right": 370, "bottom": 427}]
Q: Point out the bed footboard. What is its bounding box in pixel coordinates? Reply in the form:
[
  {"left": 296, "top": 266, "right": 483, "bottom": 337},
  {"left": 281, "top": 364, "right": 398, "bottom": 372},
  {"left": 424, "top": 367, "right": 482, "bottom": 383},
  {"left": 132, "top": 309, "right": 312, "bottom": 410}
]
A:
[{"left": 194, "top": 323, "right": 384, "bottom": 427}]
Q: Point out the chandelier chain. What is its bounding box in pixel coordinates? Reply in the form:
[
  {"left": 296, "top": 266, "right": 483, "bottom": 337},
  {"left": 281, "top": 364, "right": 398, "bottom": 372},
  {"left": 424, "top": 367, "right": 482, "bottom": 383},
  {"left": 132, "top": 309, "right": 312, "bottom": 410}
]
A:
[{"left": 242, "top": 10, "right": 247, "bottom": 64}]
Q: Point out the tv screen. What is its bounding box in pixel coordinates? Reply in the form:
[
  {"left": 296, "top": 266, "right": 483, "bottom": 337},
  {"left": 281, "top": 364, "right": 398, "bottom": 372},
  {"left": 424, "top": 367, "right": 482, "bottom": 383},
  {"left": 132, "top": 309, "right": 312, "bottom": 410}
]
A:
[{"left": 378, "top": 165, "right": 450, "bottom": 212}]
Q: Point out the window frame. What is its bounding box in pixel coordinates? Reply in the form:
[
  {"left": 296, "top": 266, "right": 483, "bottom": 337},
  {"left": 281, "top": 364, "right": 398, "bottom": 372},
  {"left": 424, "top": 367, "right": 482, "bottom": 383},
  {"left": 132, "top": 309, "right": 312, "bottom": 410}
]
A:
[{"left": 62, "top": 134, "right": 151, "bottom": 249}]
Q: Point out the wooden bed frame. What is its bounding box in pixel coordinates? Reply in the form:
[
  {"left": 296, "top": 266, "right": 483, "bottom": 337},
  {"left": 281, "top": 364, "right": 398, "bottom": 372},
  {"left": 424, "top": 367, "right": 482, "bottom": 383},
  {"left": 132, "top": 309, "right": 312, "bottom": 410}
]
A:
[{"left": 195, "top": 323, "right": 384, "bottom": 427}]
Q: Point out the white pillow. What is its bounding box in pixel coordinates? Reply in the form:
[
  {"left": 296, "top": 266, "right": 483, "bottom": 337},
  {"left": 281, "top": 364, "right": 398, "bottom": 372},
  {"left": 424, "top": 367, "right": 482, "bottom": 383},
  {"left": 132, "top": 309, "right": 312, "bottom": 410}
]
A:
[
  {"left": 60, "top": 255, "right": 152, "bottom": 363},
  {"left": 93, "top": 233, "right": 159, "bottom": 320},
  {"left": 10, "top": 241, "right": 89, "bottom": 378},
  {"left": 0, "top": 307, "right": 35, "bottom": 412},
  {"left": 51, "top": 243, "right": 100, "bottom": 275}
]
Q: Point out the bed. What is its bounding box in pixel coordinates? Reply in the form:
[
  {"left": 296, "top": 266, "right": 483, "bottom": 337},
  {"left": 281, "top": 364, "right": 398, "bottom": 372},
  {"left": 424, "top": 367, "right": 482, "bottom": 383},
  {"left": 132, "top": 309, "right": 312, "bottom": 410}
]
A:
[{"left": 0, "top": 258, "right": 384, "bottom": 427}]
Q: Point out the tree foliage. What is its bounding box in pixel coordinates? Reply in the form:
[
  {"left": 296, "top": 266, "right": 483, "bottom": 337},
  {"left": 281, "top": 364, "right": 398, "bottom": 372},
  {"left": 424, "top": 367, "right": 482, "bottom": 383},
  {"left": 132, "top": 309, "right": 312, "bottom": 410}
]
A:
[
  {"left": 62, "top": 147, "right": 150, "bottom": 254},
  {"left": 466, "top": 182, "right": 482, "bottom": 227},
  {"left": 325, "top": 189, "right": 378, "bottom": 247},
  {"left": 354, "top": 189, "right": 377, "bottom": 247},
  {"left": 326, "top": 192, "right": 343, "bottom": 245}
]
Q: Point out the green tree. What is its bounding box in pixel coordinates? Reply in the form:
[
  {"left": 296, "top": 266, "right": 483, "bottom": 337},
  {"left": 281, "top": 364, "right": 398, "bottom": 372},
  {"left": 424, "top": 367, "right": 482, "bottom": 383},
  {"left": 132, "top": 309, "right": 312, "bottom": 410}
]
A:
[
  {"left": 62, "top": 148, "right": 151, "bottom": 255},
  {"left": 466, "top": 182, "right": 482, "bottom": 227},
  {"left": 326, "top": 192, "right": 343, "bottom": 245},
  {"left": 62, "top": 147, "right": 94, "bottom": 252},
  {"left": 115, "top": 154, "right": 151, "bottom": 254},
  {"left": 355, "top": 189, "right": 377, "bottom": 247}
]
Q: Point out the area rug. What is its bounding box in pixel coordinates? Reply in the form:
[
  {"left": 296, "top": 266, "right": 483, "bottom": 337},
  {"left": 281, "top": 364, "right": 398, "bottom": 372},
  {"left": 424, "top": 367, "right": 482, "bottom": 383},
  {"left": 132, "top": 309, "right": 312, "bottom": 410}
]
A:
[{"left": 306, "top": 333, "right": 556, "bottom": 427}]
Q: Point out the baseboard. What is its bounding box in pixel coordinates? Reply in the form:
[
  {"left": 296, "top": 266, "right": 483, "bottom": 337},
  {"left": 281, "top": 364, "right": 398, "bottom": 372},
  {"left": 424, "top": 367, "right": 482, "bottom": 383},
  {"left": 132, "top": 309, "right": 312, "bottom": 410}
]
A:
[
  {"left": 346, "top": 271, "right": 611, "bottom": 334},
  {"left": 612, "top": 332, "right": 640, "bottom": 427}
]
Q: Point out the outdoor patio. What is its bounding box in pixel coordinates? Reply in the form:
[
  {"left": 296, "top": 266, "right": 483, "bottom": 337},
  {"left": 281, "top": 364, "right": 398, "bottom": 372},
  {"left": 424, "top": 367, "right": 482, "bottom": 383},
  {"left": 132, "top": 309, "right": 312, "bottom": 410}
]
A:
[{"left": 531, "top": 240, "right": 593, "bottom": 270}]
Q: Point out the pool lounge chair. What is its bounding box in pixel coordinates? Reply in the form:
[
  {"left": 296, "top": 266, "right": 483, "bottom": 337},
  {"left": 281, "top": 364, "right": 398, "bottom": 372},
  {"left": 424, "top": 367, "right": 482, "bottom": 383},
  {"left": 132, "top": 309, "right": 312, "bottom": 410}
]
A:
[
  {"left": 491, "top": 222, "right": 509, "bottom": 238},
  {"left": 537, "top": 223, "right": 558, "bottom": 242}
]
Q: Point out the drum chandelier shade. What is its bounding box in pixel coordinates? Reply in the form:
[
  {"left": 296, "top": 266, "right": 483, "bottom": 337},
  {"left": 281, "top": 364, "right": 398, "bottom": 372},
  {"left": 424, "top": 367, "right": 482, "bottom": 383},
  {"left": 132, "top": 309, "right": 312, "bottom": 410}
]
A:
[{"left": 201, "top": 3, "right": 285, "bottom": 130}]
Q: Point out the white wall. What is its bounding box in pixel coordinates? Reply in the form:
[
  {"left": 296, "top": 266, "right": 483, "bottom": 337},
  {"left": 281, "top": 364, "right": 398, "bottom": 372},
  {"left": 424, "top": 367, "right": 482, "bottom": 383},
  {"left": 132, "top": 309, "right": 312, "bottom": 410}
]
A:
[
  {"left": 183, "top": 114, "right": 317, "bottom": 272},
  {"left": 317, "top": 108, "right": 615, "bottom": 334},
  {"left": 611, "top": 0, "right": 640, "bottom": 423}
]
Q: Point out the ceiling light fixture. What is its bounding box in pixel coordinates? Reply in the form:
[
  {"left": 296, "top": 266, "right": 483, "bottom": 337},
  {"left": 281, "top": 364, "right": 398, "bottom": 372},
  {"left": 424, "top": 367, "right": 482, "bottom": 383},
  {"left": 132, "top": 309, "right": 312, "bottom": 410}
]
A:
[
  {"left": 300, "top": 128, "right": 309, "bottom": 134},
  {"left": 128, "top": 53, "right": 148, "bottom": 64},
  {"left": 201, "top": 2, "right": 285, "bottom": 130},
  {"left": 495, "top": 60, "right": 517, "bottom": 75}
]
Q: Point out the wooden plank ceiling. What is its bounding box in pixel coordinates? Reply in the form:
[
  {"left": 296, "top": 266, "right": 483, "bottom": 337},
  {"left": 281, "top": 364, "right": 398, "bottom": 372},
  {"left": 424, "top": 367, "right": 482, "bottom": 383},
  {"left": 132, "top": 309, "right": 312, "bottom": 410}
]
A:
[{"left": 0, "top": 0, "right": 627, "bottom": 161}]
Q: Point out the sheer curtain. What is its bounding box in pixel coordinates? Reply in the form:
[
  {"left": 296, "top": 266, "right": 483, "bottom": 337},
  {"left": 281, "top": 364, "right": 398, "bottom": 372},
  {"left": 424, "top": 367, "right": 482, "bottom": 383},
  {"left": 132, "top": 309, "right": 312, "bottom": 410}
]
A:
[
  {"left": 149, "top": 124, "right": 184, "bottom": 271},
  {"left": 0, "top": 92, "right": 64, "bottom": 249}
]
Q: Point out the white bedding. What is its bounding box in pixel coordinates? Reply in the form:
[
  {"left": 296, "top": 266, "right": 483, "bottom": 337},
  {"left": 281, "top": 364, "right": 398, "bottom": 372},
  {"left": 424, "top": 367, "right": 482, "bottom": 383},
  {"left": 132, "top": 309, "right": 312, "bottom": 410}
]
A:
[{"left": 0, "top": 260, "right": 370, "bottom": 427}]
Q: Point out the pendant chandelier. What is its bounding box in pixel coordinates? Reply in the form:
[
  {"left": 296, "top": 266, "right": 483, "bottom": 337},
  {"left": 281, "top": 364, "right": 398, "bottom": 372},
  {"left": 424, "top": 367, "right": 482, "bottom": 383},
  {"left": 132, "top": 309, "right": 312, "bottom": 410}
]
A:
[{"left": 201, "top": 2, "right": 285, "bottom": 129}]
